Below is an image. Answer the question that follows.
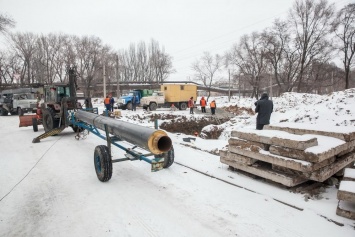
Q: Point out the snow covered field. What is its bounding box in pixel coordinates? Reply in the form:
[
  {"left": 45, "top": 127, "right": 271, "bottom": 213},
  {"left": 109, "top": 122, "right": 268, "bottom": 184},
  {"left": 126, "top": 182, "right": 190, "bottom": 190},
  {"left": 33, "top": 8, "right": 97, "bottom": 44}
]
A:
[{"left": 1, "top": 89, "right": 355, "bottom": 236}]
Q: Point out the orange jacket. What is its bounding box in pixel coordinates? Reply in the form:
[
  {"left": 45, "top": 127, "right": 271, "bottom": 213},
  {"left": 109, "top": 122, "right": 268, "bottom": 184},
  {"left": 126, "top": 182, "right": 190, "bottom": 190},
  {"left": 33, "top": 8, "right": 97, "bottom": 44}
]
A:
[
  {"left": 104, "top": 97, "right": 110, "bottom": 105},
  {"left": 200, "top": 98, "right": 206, "bottom": 107},
  {"left": 210, "top": 101, "right": 216, "bottom": 108}
]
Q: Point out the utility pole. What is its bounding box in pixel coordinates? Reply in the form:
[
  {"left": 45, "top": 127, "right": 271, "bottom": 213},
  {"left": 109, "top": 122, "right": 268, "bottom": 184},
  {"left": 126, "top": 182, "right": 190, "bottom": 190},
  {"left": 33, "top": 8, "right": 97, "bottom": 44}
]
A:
[
  {"left": 103, "top": 63, "right": 106, "bottom": 97},
  {"left": 116, "top": 54, "right": 120, "bottom": 99},
  {"left": 228, "top": 69, "right": 231, "bottom": 102}
]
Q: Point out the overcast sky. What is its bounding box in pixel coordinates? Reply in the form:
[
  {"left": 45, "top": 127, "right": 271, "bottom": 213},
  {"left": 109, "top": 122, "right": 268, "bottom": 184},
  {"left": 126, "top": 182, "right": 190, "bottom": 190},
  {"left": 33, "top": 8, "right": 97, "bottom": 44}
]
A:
[{"left": 0, "top": 0, "right": 353, "bottom": 81}]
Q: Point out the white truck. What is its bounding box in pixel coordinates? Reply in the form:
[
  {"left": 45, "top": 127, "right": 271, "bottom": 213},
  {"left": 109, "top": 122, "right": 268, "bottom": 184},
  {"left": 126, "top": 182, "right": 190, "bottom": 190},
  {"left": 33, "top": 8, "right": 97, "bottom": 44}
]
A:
[{"left": 0, "top": 89, "right": 38, "bottom": 116}]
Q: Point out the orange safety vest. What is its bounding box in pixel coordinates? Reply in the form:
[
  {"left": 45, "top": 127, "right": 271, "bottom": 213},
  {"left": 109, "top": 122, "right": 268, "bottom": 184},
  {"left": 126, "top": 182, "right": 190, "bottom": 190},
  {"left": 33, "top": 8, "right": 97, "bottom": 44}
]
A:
[
  {"left": 210, "top": 101, "right": 216, "bottom": 108},
  {"left": 104, "top": 97, "right": 110, "bottom": 105},
  {"left": 200, "top": 99, "right": 206, "bottom": 107}
]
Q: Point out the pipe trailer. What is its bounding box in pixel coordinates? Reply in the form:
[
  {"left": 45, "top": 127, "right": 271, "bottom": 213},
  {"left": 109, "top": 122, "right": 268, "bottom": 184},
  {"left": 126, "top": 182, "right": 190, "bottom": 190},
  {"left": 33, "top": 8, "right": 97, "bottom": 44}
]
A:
[{"left": 32, "top": 109, "right": 174, "bottom": 182}]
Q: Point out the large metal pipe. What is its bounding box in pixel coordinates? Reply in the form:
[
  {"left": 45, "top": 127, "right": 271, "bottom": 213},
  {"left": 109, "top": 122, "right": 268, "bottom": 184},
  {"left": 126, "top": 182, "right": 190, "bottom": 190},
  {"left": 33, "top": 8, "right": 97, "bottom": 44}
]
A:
[{"left": 75, "top": 110, "right": 172, "bottom": 155}]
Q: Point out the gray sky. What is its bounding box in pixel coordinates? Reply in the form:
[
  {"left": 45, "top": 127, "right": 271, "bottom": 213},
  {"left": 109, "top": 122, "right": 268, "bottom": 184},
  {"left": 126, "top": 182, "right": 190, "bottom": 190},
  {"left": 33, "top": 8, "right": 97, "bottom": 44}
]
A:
[{"left": 0, "top": 0, "right": 353, "bottom": 81}]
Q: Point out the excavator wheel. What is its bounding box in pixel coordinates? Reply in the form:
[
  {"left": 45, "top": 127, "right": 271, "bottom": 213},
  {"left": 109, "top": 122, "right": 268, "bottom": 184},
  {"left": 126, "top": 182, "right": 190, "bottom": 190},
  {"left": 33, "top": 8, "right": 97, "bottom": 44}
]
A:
[
  {"left": 42, "top": 107, "right": 60, "bottom": 132},
  {"left": 94, "top": 145, "right": 112, "bottom": 182}
]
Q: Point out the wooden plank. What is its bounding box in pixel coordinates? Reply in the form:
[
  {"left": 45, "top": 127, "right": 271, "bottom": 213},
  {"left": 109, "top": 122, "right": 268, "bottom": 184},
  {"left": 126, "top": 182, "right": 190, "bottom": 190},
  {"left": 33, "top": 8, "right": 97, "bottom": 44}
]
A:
[
  {"left": 221, "top": 159, "right": 307, "bottom": 187},
  {"left": 231, "top": 129, "right": 318, "bottom": 150},
  {"left": 265, "top": 122, "right": 355, "bottom": 142},
  {"left": 220, "top": 150, "right": 256, "bottom": 165},
  {"left": 228, "top": 145, "right": 335, "bottom": 172}
]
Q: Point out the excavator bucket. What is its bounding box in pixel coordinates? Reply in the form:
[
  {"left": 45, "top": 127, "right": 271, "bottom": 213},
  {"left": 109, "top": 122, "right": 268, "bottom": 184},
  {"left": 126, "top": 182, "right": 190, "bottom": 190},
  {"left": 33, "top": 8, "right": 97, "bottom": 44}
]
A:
[{"left": 19, "top": 114, "right": 38, "bottom": 127}]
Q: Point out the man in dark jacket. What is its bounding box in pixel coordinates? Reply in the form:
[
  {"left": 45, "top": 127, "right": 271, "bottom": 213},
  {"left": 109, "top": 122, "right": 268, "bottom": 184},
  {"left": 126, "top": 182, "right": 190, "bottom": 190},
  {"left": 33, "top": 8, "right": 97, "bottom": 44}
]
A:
[{"left": 255, "top": 92, "right": 273, "bottom": 130}]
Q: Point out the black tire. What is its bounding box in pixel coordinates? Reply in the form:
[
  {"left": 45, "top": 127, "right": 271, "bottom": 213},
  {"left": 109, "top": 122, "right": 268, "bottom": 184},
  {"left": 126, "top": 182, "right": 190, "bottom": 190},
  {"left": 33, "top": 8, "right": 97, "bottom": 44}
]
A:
[
  {"left": 42, "top": 108, "right": 59, "bottom": 132},
  {"left": 155, "top": 146, "right": 175, "bottom": 168},
  {"left": 94, "top": 145, "right": 112, "bottom": 182},
  {"left": 149, "top": 102, "right": 157, "bottom": 111},
  {"left": 71, "top": 125, "right": 84, "bottom": 133},
  {"left": 126, "top": 102, "right": 132, "bottom": 111},
  {"left": 18, "top": 108, "right": 24, "bottom": 116},
  {"left": 32, "top": 118, "right": 38, "bottom": 132},
  {"left": 1, "top": 108, "right": 8, "bottom": 116},
  {"left": 179, "top": 102, "right": 187, "bottom": 110}
]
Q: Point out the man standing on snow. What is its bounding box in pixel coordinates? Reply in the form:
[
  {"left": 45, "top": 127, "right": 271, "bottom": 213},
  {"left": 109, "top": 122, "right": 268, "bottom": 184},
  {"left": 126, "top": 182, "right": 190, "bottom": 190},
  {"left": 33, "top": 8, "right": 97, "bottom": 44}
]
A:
[
  {"left": 188, "top": 97, "right": 194, "bottom": 114},
  {"left": 200, "top": 96, "right": 207, "bottom": 113},
  {"left": 210, "top": 100, "right": 216, "bottom": 115},
  {"left": 255, "top": 92, "right": 273, "bottom": 130}
]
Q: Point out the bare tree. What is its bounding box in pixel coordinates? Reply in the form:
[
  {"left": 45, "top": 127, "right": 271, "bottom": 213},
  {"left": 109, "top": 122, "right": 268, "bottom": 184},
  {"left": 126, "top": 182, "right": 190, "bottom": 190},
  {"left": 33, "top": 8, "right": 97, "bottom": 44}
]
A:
[
  {"left": 227, "top": 32, "right": 267, "bottom": 99},
  {"left": 332, "top": 3, "right": 355, "bottom": 89},
  {"left": 0, "top": 13, "right": 15, "bottom": 35},
  {"left": 289, "top": 0, "right": 335, "bottom": 92},
  {"left": 9, "top": 32, "right": 38, "bottom": 84},
  {"left": 261, "top": 20, "right": 300, "bottom": 94},
  {"left": 191, "top": 51, "right": 223, "bottom": 100}
]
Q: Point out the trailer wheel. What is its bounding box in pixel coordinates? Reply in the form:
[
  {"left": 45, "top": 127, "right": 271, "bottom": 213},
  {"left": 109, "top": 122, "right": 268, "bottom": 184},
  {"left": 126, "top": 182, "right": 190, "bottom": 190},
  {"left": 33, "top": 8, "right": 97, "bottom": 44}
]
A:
[
  {"left": 179, "top": 102, "right": 187, "bottom": 110},
  {"left": 155, "top": 146, "right": 175, "bottom": 168},
  {"left": 94, "top": 145, "right": 112, "bottom": 182},
  {"left": 149, "top": 102, "right": 157, "bottom": 111},
  {"left": 32, "top": 118, "right": 38, "bottom": 132}
]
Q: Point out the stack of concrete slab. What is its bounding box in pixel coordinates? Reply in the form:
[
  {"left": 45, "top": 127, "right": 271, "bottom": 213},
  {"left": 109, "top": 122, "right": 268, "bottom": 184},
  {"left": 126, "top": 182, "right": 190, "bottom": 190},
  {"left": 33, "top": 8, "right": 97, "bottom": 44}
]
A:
[
  {"left": 336, "top": 168, "right": 355, "bottom": 220},
  {"left": 220, "top": 123, "right": 355, "bottom": 187}
]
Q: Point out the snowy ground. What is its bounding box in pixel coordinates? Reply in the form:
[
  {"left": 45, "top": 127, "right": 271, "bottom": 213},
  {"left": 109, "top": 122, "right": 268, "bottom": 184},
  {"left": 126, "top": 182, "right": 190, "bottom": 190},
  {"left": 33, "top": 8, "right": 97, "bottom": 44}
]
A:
[{"left": 1, "top": 89, "right": 355, "bottom": 236}]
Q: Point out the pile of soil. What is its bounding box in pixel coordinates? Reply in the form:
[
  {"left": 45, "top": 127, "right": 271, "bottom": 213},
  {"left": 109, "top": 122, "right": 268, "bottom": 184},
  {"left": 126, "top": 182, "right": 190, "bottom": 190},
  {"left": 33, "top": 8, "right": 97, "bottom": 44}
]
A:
[{"left": 223, "top": 105, "right": 255, "bottom": 116}]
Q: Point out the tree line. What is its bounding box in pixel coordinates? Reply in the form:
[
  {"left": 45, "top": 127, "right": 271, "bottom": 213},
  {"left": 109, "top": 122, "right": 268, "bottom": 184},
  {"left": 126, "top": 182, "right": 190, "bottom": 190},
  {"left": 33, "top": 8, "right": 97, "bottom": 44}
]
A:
[
  {"left": 0, "top": 0, "right": 354, "bottom": 99},
  {"left": 192, "top": 0, "right": 355, "bottom": 98},
  {"left": 0, "top": 25, "right": 174, "bottom": 97}
]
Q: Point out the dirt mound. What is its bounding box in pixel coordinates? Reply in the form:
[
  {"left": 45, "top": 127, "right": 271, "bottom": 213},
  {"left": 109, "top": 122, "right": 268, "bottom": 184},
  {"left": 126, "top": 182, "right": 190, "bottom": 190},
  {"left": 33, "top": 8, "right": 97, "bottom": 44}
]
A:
[
  {"left": 159, "top": 115, "right": 229, "bottom": 139},
  {"left": 223, "top": 105, "right": 255, "bottom": 116}
]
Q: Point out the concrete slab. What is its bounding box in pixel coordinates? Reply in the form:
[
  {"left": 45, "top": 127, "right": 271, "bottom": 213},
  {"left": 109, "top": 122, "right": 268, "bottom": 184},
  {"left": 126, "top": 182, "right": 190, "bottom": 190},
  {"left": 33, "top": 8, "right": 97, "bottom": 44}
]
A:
[
  {"left": 343, "top": 168, "right": 355, "bottom": 182},
  {"left": 307, "top": 152, "right": 355, "bottom": 182},
  {"left": 221, "top": 159, "right": 308, "bottom": 187},
  {"left": 231, "top": 129, "right": 318, "bottom": 150},
  {"left": 265, "top": 122, "right": 355, "bottom": 142},
  {"left": 337, "top": 181, "right": 355, "bottom": 202},
  {"left": 228, "top": 137, "right": 269, "bottom": 151},
  {"left": 228, "top": 145, "right": 335, "bottom": 172},
  {"left": 220, "top": 150, "right": 257, "bottom": 165},
  {"left": 336, "top": 200, "right": 355, "bottom": 220},
  {"left": 269, "top": 139, "right": 354, "bottom": 163}
]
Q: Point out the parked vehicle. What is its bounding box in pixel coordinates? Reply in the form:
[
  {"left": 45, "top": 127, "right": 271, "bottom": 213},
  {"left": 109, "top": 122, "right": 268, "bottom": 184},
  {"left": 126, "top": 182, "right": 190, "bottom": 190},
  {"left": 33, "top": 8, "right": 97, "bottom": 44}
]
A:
[
  {"left": 0, "top": 88, "right": 39, "bottom": 116},
  {"left": 117, "top": 89, "right": 153, "bottom": 110},
  {"left": 140, "top": 83, "right": 197, "bottom": 110}
]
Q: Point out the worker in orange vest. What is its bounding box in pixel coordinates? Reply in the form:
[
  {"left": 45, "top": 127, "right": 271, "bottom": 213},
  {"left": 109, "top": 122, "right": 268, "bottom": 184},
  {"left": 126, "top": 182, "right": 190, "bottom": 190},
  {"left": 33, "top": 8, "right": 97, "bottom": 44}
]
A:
[
  {"left": 104, "top": 95, "right": 111, "bottom": 111},
  {"left": 210, "top": 100, "right": 216, "bottom": 115},
  {"left": 200, "top": 96, "right": 207, "bottom": 113}
]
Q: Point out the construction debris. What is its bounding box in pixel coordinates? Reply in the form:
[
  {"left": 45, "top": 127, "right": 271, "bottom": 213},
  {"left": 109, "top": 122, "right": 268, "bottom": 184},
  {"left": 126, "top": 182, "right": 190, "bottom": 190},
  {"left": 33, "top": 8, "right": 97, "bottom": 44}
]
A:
[
  {"left": 336, "top": 168, "right": 355, "bottom": 220},
  {"left": 220, "top": 123, "right": 355, "bottom": 187}
]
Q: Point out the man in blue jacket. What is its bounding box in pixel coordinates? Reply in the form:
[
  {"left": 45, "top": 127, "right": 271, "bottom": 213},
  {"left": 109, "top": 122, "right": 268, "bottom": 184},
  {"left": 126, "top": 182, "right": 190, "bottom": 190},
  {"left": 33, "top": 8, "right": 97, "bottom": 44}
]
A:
[{"left": 254, "top": 92, "right": 273, "bottom": 130}]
